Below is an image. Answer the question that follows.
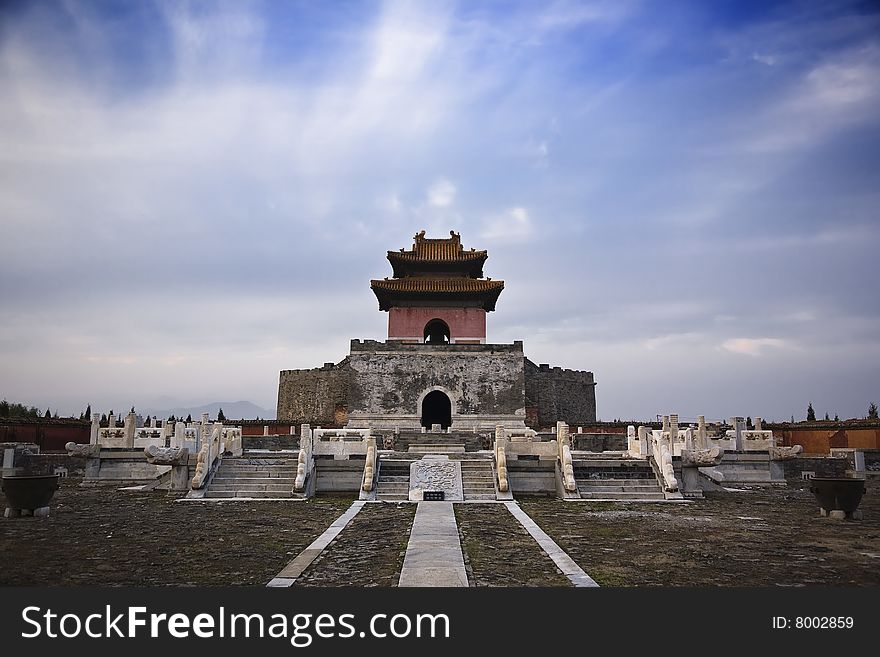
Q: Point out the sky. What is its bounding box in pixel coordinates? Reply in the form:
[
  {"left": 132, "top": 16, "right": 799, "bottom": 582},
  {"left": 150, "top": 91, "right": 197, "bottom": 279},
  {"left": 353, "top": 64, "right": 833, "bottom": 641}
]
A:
[{"left": 1, "top": 0, "right": 879, "bottom": 422}]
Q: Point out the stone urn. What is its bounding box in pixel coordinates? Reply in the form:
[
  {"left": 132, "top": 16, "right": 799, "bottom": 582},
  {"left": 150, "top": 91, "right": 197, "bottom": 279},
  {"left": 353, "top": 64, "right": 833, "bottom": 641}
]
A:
[
  {"left": 809, "top": 477, "right": 866, "bottom": 520},
  {"left": 1, "top": 474, "right": 60, "bottom": 518}
]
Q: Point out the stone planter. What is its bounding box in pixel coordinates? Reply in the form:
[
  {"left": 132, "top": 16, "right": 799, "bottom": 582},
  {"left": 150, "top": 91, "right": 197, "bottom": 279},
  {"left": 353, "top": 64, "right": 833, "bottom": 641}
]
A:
[
  {"left": 809, "top": 477, "right": 866, "bottom": 520},
  {"left": 1, "top": 474, "right": 60, "bottom": 518}
]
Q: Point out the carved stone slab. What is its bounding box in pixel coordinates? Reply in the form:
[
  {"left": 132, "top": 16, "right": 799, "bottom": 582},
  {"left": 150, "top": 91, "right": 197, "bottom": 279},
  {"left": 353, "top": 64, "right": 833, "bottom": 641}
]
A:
[{"left": 409, "top": 455, "right": 463, "bottom": 502}]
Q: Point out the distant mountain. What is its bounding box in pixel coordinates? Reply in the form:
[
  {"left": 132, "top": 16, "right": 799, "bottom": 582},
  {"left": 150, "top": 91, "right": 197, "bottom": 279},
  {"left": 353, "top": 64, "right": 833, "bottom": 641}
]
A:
[{"left": 141, "top": 401, "right": 275, "bottom": 421}]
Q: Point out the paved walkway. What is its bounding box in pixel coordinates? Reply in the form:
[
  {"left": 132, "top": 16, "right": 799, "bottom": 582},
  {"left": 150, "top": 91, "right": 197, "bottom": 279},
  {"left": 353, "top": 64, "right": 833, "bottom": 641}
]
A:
[
  {"left": 504, "top": 501, "right": 599, "bottom": 587},
  {"left": 267, "top": 500, "right": 365, "bottom": 587},
  {"left": 398, "top": 502, "right": 468, "bottom": 587}
]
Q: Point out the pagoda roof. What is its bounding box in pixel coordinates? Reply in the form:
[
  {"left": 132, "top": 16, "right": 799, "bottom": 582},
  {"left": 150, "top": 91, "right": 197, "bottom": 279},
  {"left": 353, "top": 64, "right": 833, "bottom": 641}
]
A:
[
  {"left": 370, "top": 277, "right": 504, "bottom": 311},
  {"left": 387, "top": 230, "right": 487, "bottom": 277}
]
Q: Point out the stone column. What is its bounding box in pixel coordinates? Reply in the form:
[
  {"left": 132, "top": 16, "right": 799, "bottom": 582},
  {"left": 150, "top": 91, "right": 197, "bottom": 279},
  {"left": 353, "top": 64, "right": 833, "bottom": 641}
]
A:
[
  {"left": 669, "top": 414, "right": 679, "bottom": 452},
  {"left": 637, "top": 426, "right": 650, "bottom": 457},
  {"left": 150, "top": 417, "right": 157, "bottom": 429},
  {"left": 697, "top": 415, "right": 708, "bottom": 450},
  {"left": 173, "top": 421, "right": 185, "bottom": 449},
  {"left": 627, "top": 425, "right": 637, "bottom": 455},
  {"left": 90, "top": 413, "right": 100, "bottom": 445},
  {"left": 108, "top": 412, "right": 116, "bottom": 429},
  {"left": 290, "top": 425, "right": 296, "bottom": 435},
  {"left": 123, "top": 412, "right": 136, "bottom": 447},
  {"left": 684, "top": 427, "right": 694, "bottom": 451},
  {"left": 263, "top": 425, "right": 269, "bottom": 436},
  {"left": 733, "top": 417, "right": 746, "bottom": 451}
]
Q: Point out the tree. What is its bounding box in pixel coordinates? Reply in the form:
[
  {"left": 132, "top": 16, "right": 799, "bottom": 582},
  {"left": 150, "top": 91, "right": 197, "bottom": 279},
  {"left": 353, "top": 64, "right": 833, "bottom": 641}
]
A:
[
  {"left": 834, "top": 414, "right": 839, "bottom": 422},
  {"left": 746, "top": 416, "right": 752, "bottom": 428},
  {"left": 44, "top": 408, "right": 51, "bottom": 418},
  {"left": 169, "top": 414, "right": 176, "bottom": 423},
  {"left": 85, "top": 403, "right": 91, "bottom": 418},
  {"left": 790, "top": 415, "right": 795, "bottom": 423},
  {"left": 869, "top": 403, "right": 879, "bottom": 420},
  {"left": 217, "top": 407, "right": 226, "bottom": 422},
  {"left": 824, "top": 412, "right": 830, "bottom": 421},
  {"left": 806, "top": 403, "right": 816, "bottom": 422},
  {"left": 185, "top": 413, "right": 192, "bottom": 423},
  {"left": 100, "top": 413, "right": 108, "bottom": 428},
  {"left": 130, "top": 406, "right": 135, "bottom": 414}
]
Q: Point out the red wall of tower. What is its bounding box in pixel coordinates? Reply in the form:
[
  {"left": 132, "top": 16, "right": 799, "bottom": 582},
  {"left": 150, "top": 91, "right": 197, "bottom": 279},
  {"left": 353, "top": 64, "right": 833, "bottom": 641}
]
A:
[{"left": 388, "top": 307, "right": 486, "bottom": 342}]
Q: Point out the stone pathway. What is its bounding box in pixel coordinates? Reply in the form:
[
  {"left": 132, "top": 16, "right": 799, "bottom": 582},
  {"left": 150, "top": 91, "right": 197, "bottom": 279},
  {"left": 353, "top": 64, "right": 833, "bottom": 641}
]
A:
[
  {"left": 504, "top": 501, "right": 599, "bottom": 587},
  {"left": 267, "top": 500, "right": 365, "bottom": 587},
  {"left": 398, "top": 502, "right": 468, "bottom": 587}
]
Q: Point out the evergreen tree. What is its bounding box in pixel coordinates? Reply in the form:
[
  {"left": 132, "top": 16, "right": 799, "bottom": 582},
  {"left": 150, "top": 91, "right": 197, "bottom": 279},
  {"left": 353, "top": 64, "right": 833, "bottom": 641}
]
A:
[
  {"left": 806, "top": 403, "right": 816, "bottom": 422},
  {"left": 186, "top": 413, "right": 192, "bottom": 423},
  {"left": 746, "top": 416, "right": 752, "bottom": 428},
  {"left": 44, "top": 408, "right": 51, "bottom": 418},
  {"left": 100, "top": 413, "right": 108, "bottom": 428},
  {"left": 790, "top": 415, "right": 795, "bottom": 423},
  {"left": 869, "top": 403, "right": 879, "bottom": 420},
  {"left": 169, "top": 414, "right": 176, "bottom": 423},
  {"left": 130, "top": 406, "right": 135, "bottom": 414},
  {"left": 217, "top": 407, "right": 226, "bottom": 422},
  {"left": 834, "top": 414, "right": 840, "bottom": 422},
  {"left": 85, "top": 403, "right": 91, "bottom": 418},
  {"left": 0, "top": 399, "right": 9, "bottom": 417},
  {"left": 824, "top": 412, "right": 830, "bottom": 421}
]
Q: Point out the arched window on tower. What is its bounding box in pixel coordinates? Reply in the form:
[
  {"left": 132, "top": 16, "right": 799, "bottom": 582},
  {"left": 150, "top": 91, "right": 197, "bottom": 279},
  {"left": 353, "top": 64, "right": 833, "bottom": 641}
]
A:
[{"left": 423, "top": 319, "right": 450, "bottom": 344}]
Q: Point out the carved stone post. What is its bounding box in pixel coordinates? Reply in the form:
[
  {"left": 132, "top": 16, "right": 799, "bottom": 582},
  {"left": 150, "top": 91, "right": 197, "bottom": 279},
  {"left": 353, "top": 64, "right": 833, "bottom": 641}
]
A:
[
  {"left": 637, "top": 426, "right": 650, "bottom": 457},
  {"left": 697, "top": 415, "right": 708, "bottom": 450},
  {"left": 733, "top": 417, "right": 746, "bottom": 451},
  {"left": 123, "top": 412, "right": 136, "bottom": 447},
  {"left": 90, "top": 413, "right": 100, "bottom": 445}
]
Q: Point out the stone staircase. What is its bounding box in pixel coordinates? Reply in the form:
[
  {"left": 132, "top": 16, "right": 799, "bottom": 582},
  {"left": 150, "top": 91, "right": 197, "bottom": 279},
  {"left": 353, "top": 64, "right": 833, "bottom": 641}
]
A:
[
  {"left": 393, "top": 430, "right": 487, "bottom": 452},
  {"left": 375, "top": 459, "right": 411, "bottom": 501},
  {"left": 204, "top": 456, "right": 301, "bottom": 499},
  {"left": 573, "top": 455, "right": 666, "bottom": 501},
  {"left": 460, "top": 459, "right": 496, "bottom": 500}
]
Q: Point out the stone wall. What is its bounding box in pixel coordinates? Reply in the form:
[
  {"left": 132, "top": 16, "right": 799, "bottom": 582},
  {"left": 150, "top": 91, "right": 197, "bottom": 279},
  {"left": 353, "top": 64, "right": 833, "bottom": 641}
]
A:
[
  {"left": 276, "top": 358, "right": 352, "bottom": 426},
  {"left": 524, "top": 359, "right": 596, "bottom": 429},
  {"left": 0, "top": 419, "right": 89, "bottom": 452},
  {"left": 346, "top": 340, "right": 525, "bottom": 428}
]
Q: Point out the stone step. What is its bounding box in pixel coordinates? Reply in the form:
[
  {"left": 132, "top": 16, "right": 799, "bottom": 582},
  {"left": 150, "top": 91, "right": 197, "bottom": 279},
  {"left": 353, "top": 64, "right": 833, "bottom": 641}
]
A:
[
  {"left": 377, "top": 493, "right": 408, "bottom": 500},
  {"left": 204, "top": 490, "right": 300, "bottom": 499},
  {"left": 579, "top": 491, "right": 666, "bottom": 500},
  {"left": 464, "top": 494, "right": 497, "bottom": 500},
  {"left": 213, "top": 474, "right": 297, "bottom": 481},
  {"left": 577, "top": 485, "right": 661, "bottom": 493},
  {"left": 576, "top": 477, "right": 659, "bottom": 486},
  {"left": 378, "top": 475, "right": 410, "bottom": 482},
  {"left": 209, "top": 485, "right": 294, "bottom": 493},
  {"left": 213, "top": 471, "right": 297, "bottom": 479}
]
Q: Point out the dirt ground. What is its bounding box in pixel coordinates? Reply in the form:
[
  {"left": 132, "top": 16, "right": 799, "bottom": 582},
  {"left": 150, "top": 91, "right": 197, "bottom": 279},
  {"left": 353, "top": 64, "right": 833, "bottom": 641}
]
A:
[
  {"left": 0, "top": 478, "right": 353, "bottom": 586},
  {"left": 2, "top": 477, "right": 879, "bottom": 587},
  {"left": 295, "top": 502, "right": 415, "bottom": 587},
  {"left": 455, "top": 504, "right": 570, "bottom": 586},
  {"left": 520, "top": 477, "right": 880, "bottom": 586}
]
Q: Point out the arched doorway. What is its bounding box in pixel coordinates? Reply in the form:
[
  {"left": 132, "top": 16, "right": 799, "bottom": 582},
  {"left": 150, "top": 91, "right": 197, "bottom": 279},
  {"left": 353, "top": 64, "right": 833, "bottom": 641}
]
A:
[
  {"left": 421, "top": 390, "right": 452, "bottom": 429},
  {"left": 423, "top": 318, "right": 450, "bottom": 344}
]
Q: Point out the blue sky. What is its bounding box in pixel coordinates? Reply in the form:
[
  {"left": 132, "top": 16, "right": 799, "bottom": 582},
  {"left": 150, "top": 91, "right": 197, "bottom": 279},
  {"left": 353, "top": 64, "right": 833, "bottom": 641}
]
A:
[{"left": 1, "top": 0, "right": 878, "bottom": 421}]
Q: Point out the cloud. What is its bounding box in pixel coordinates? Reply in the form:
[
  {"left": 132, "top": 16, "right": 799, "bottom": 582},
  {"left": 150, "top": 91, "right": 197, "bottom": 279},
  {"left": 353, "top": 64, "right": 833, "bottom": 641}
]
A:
[
  {"left": 481, "top": 207, "right": 533, "bottom": 241},
  {"left": 427, "top": 179, "right": 457, "bottom": 207},
  {"left": 720, "top": 338, "right": 789, "bottom": 357}
]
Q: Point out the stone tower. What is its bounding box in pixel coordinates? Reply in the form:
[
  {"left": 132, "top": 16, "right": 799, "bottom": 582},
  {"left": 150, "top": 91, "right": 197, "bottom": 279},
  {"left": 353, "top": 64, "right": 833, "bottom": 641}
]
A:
[{"left": 370, "top": 230, "right": 504, "bottom": 344}]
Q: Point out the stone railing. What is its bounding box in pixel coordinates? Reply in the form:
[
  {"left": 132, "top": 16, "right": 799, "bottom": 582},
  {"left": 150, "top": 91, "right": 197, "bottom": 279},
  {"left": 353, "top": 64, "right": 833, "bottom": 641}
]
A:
[
  {"left": 651, "top": 431, "right": 678, "bottom": 492},
  {"left": 221, "top": 427, "right": 243, "bottom": 457},
  {"left": 362, "top": 437, "right": 377, "bottom": 492},
  {"left": 556, "top": 421, "right": 577, "bottom": 493},
  {"left": 191, "top": 423, "right": 222, "bottom": 489},
  {"left": 313, "top": 428, "right": 371, "bottom": 441},
  {"left": 294, "top": 425, "right": 313, "bottom": 491}
]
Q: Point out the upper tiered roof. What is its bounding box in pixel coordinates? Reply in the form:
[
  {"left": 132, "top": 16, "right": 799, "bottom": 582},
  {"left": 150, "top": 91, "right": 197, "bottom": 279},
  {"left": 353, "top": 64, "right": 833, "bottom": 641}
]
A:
[
  {"left": 371, "top": 231, "right": 504, "bottom": 311},
  {"left": 386, "top": 230, "right": 487, "bottom": 278}
]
